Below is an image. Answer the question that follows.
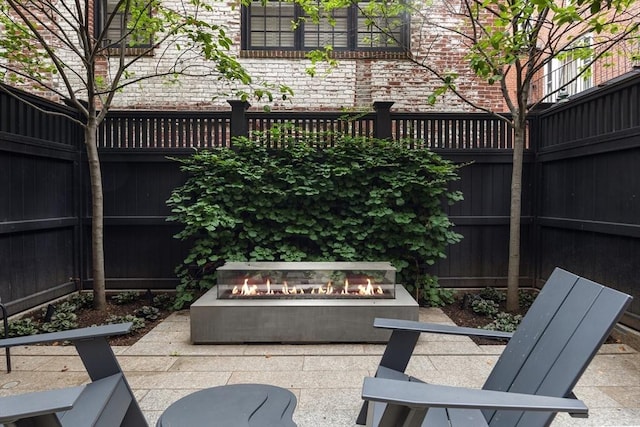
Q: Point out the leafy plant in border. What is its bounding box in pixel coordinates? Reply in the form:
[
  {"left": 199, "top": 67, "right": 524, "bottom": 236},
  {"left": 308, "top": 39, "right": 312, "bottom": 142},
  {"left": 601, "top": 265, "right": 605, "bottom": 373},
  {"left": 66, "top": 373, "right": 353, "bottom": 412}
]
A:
[
  {"left": 416, "top": 274, "right": 456, "bottom": 307},
  {"left": 0, "top": 318, "right": 39, "bottom": 338},
  {"left": 471, "top": 298, "right": 500, "bottom": 317},
  {"left": 483, "top": 312, "right": 523, "bottom": 333},
  {"left": 111, "top": 291, "right": 140, "bottom": 305},
  {"left": 152, "top": 293, "right": 175, "bottom": 310},
  {"left": 69, "top": 292, "right": 94, "bottom": 309},
  {"left": 135, "top": 306, "right": 161, "bottom": 321},
  {"left": 40, "top": 311, "right": 78, "bottom": 333},
  {"left": 167, "top": 129, "right": 463, "bottom": 308},
  {"left": 478, "top": 287, "right": 506, "bottom": 303},
  {"left": 519, "top": 289, "right": 538, "bottom": 309},
  {"left": 106, "top": 315, "right": 146, "bottom": 332}
]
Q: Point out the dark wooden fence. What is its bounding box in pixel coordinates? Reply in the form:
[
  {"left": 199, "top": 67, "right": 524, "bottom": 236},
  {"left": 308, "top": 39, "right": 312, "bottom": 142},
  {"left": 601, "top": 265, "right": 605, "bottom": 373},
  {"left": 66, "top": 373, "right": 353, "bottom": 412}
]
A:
[
  {"left": 93, "top": 103, "right": 528, "bottom": 293},
  {"left": 535, "top": 71, "right": 640, "bottom": 329},
  {"left": 0, "top": 86, "right": 83, "bottom": 313},
  {"left": 1, "top": 70, "right": 639, "bottom": 329}
]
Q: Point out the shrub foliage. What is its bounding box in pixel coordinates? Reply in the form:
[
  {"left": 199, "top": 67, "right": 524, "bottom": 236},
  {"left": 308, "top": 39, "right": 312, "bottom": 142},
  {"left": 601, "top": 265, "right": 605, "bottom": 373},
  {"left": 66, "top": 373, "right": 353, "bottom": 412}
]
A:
[{"left": 167, "top": 134, "right": 463, "bottom": 308}]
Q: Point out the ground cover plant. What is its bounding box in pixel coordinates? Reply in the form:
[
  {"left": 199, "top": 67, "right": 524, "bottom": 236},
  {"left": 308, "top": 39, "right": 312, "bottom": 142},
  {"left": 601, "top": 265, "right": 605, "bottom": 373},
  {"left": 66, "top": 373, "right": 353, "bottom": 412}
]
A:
[{"left": 167, "top": 131, "right": 463, "bottom": 308}]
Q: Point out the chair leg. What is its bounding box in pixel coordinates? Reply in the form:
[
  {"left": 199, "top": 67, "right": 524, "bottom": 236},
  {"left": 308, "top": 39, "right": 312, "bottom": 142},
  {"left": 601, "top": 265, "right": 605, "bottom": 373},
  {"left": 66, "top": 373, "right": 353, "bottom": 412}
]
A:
[
  {"left": 74, "top": 338, "right": 148, "bottom": 426},
  {"left": 1, "top": 303, "right": 10, "bottom": 373},
  {"left": 356, "top": 329, "right": 420, "bottom": 425}
]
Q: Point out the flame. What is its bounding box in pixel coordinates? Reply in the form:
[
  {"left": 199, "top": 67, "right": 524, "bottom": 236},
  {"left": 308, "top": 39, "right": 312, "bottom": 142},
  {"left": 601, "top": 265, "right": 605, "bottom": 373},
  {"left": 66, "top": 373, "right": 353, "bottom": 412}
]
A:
[
  {"left": 342, "top": 278, "right": 349, "bottom": 294},
  {"left": 358, "top": 279, "right": 375, "bottom": 296},
  {"left": 233, "top": 279, "right": 257, "bottom": 296},
  {"left": 229, "top": 276, "right": 385, "bottom": 298}
]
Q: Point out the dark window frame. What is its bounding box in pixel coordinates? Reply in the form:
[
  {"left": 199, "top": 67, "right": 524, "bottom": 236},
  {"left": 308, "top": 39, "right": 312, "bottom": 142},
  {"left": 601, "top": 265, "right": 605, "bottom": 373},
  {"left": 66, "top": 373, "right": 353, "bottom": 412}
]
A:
[
  {"left": 241, "top": 1, "right": 408, "bottom": 52},
  {"left": 95, "top": 0, "right": 154, "bottom": 51}
]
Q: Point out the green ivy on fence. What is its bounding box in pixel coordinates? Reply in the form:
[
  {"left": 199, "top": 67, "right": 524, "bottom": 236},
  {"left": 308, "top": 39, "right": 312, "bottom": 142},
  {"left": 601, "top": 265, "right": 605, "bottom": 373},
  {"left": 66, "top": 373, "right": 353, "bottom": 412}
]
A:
[{"left": 166, "top": 131, "right": 463, "bottom": 309}]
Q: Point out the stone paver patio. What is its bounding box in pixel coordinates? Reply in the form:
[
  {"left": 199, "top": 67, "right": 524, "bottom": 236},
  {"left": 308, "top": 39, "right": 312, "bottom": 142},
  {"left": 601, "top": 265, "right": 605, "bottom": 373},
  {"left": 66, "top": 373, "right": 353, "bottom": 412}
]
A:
[{"left": 1, "top": 308, "right": 638, "bottom": 426}]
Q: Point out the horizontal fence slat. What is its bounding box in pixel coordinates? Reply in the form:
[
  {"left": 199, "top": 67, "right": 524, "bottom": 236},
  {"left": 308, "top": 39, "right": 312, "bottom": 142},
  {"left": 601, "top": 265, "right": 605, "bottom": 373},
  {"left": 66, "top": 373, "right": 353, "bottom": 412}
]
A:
[
  {"left": 0, "top": 217, "right": 77, "bottom": 235},
  {"left": 538, "top": 217, "right": 640, "bottom": 239}
]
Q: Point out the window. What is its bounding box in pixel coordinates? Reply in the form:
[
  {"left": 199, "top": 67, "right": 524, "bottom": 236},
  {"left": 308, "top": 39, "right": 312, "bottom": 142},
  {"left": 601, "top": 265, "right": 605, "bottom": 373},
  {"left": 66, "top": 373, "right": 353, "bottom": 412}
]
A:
[
  {"left": 96, "top": 0, "right": 153, "bottom": 49},
  {"left": 242, "top": 1, "right": 407, "bottom": 51},
  {"left": 544, "top": 36, "right": 593, "bottom": 101}
]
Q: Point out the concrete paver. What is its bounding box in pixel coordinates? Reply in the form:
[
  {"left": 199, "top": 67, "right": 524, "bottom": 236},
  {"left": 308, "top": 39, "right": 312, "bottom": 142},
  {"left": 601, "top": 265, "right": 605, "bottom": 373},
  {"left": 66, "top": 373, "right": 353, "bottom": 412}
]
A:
[{"left": 0, "top": 307, "right": 638, "bottom": 426}]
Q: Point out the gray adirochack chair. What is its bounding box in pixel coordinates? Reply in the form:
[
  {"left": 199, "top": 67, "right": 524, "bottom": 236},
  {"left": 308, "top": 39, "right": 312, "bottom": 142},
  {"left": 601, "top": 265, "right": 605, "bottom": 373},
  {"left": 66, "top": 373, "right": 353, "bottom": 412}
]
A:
[
  {"left": 0, "top": 323, "right": 147, "bottom": 427},
  {"left": 357, "top": 267, "right": 633, "bottom": 427},
  {"left": 0, "top": 322, "right": 297, "bottom": 427}
]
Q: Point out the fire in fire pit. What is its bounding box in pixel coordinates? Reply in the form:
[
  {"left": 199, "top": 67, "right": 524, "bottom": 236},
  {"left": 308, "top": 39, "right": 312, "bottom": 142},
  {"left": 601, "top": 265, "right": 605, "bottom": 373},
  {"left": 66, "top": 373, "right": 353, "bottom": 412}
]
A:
[
  {"left": 217, "top": 262, "right": 396, "bottom": 299},
  {"left": 232, "top": 277, "right": 384, "bottom": 297}
]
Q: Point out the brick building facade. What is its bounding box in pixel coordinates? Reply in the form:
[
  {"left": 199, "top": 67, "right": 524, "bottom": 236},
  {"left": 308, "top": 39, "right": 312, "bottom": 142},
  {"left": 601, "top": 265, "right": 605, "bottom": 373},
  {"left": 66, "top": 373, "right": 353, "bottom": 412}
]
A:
[
  {"left": 88, "top": 0, "right": 511, "bottom": 112},
  {"left": 3, "top": 0, "right": 636, "bottom": 112}
]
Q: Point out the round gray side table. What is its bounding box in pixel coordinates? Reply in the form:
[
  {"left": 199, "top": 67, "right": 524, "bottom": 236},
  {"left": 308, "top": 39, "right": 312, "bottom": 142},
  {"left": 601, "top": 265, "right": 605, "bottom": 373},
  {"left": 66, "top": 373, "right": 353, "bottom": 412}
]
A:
[{"left": 156, "top": 383, "right": 297, "bottom": 427}]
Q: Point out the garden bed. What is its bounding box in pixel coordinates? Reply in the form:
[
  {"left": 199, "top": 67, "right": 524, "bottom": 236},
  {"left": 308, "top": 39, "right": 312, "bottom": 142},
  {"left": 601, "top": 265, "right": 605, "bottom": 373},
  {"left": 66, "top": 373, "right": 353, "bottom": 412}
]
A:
[
  {"left": 440, "top": 288, "right": 621, "bottom": 345},
  {"left": 3, "top": 291, "right": 175, "bottom": 346}
]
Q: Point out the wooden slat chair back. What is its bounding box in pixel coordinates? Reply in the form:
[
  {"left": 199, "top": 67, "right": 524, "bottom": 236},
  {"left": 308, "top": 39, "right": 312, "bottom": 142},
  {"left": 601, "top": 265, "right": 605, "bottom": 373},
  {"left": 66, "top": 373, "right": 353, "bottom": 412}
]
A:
[
  {"left": 358, "top": 268, "right": 633, "bottom": 427},
  {"left": 483, "top": 268, "right": 631, "bottom": 426}
]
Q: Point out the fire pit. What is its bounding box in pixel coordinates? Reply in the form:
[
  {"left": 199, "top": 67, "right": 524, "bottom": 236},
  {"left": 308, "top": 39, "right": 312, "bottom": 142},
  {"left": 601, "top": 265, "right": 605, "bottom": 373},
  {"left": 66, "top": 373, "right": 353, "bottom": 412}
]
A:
[{"left": 190, "top": 262, "right": 418, "bottom": 343}]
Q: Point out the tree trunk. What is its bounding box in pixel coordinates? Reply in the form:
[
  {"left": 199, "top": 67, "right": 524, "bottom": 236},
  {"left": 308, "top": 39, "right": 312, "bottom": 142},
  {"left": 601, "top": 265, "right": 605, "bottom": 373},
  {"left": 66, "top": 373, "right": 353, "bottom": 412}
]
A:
[
  {"left": 506, "top": 119, "right": 526, "bottom": 312},
  {"left": 85, "top": 119, "right": 107, "bottom": 310}
]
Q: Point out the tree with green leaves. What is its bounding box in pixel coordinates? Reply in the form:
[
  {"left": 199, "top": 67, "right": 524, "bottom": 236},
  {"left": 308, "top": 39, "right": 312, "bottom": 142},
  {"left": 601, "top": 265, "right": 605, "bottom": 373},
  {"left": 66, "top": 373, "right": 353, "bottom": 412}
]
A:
[
  {"left": 0, "top": 0, "right": 289, "bottom": 309},
  {"left": 310, "top": 0, "right": 639, "bottom": 310}
]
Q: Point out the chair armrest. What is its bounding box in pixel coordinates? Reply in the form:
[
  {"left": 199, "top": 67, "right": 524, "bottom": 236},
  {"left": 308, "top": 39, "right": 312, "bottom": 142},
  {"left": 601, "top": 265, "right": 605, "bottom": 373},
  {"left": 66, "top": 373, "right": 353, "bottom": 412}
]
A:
[
  {"left": 374, "top": 318, "right": 513, "bottom": 340},
  {"left": 0, "top": 385, "right": 84, "bottom": 423},
  {"left": 0, "top": 323, "right": 133, "bottom": 349},
  {"left": 362, "top": 377, "right": 588, "bottom": 415}
]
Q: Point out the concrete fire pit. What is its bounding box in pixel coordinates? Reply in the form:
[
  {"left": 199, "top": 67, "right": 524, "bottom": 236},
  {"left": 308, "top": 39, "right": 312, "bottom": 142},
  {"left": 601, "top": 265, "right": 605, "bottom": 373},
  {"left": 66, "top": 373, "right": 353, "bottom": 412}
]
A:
[{"left": 190, "top": 262, "right": 419, "bottom": 343}]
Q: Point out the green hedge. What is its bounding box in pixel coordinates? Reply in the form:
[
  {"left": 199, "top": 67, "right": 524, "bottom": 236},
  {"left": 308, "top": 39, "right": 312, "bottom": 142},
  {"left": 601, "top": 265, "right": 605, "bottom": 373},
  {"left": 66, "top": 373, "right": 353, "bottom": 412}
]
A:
[{"left": 167, "top": 134, "right": 463, "bottom": 308}]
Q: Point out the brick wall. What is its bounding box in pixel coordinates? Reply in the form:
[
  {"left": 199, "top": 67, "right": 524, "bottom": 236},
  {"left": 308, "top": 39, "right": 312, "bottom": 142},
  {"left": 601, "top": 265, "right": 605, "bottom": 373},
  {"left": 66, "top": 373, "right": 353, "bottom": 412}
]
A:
[
  {"left": 98, "top": 0, "right": 509, "bottom": 113},
  {"left": 2, "top": 0, "right": 510, "bottom": 113}
]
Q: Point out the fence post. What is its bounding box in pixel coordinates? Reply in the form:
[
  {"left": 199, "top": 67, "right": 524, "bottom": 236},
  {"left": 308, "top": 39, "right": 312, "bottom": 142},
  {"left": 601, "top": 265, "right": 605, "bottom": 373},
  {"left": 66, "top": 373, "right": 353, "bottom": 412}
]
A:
[
  {"left": 373, "top": 101, "right": 394, "bottom": 140},
  {"left": 228, "top": 100, "right": 251, "bottom": 143}
]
